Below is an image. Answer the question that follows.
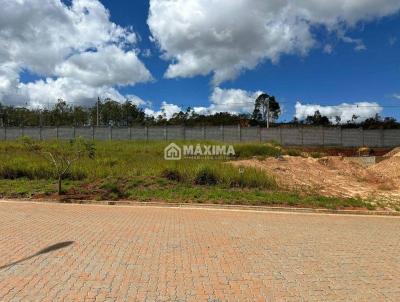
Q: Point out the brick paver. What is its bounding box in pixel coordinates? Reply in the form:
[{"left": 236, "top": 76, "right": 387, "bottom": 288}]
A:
[{"left": 0, "top": 201, "right": 399, "bottom": 301}]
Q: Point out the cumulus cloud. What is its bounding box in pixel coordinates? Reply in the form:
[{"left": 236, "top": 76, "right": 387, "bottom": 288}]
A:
[
  {"left": 194, "top": 87, "right": 261, "bottom": 115},
  {"left": 14, "top": 78, "right": 149, "bottom": 109},
  {"left": 148, "top": 0, "right": 400, "bottom": 84},
  {"left": 143, "top": 87, "right": 260, "bottom": 119},
  {"left": 0, "top": 0, "right": 152, "bottom": 106},
  {"left": 295, "top": 102, "right": 382, "bottom": 124},
  {"left": 54, "top": 45, "right": 152, "bottom": 87},
  {"left": 145, "top": 102, "right": 182, "bottom": 119}
]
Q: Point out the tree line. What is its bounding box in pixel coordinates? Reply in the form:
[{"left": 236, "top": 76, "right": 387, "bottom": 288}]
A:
[{"left": 1, "top": 94, "right": 399, "bottom": 129}]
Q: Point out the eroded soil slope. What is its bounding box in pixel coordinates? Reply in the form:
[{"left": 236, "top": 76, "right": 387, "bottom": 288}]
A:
[{"left": 232, "top": 153, "right": 400, "bottom": 210}]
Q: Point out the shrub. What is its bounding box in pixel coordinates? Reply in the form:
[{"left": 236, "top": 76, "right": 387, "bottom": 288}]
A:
[
  {"left": 235, "top": 144, "right": 282, "bottom": 158},
  {"left": 194, "top": 167, "right": 219, "bottom": 186},
  {"left": 161, "top": 168, "right": 182, "bottom": 182},
  {"left": 309, "top": 152, "right": 323, "bottom": 159},
  {"left": 285, "top": 149, "right": 302, "bottom": 157}
]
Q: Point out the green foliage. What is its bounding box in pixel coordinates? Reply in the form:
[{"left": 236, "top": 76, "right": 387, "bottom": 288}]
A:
[
  {"left": 235, "top": 143, "right": 282, "bottom": 158},
  {"left": 285, "top": 148, "right": 302, "bottom": 157},
  {"left": 305, "top": 110, "right": 331, "bottom": 126},
  {"left": 194, "top": 167, "right": 219, "bottom": 186},
  {"left": 252, "top": 93, "right": 281, "bottom": 124},
  {"left": 309, "top": 152, "right": 324, "bottom": 159},
  {"left": 161, "top": 168, "right": 182, "bottom": 182}
]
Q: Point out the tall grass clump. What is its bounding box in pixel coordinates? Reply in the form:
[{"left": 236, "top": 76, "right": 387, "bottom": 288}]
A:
[
  {"left": 235, "top": 143, "right": 282, "bottom": 158},
  {"left": 0, "top": 159, "right": 86, "bottom": 180},
  {"left": 220, "top": 166, "right": 277, "bottom": 189},
  {"left": 194, "top": 167, "right": 219, "bottom": 185}
]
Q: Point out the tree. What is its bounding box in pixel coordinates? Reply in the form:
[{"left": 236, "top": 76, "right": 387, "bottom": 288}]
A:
[
  {"left": 305, "top": 110, "right": 331, "bottom": 126},
  {"left": 52, "top": 99, "right": 73, "bottom": 126},
  {"left": 23, "top": 137, "right": 95, "bottom": 195},
  {"left": 252, "top": 93, "right": 281, "bottom": 126}
]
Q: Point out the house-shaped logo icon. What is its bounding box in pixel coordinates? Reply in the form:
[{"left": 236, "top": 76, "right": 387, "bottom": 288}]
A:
[{"left": 164, "top": 143, "right": 182, "bottom": 160}]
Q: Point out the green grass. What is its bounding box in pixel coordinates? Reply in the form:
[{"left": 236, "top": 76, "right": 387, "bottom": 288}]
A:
[{"left": 0, "top": 140, "right": 374, "bottom": 210}]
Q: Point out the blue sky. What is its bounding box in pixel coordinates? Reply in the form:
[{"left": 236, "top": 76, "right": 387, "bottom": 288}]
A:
[
  {"left": 103, "top": 0, "right": 400, "bottom": 121},
  {"left": 1, "top": 0, "right": 400, "bottom": 122}
]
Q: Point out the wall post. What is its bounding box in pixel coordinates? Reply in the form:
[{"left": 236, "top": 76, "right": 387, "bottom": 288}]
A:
[
  {"left": 238, "top": 124, "right": 242, "bottom": 142},
  {"left": 361, "top": 128, "right": 365, "bottom": 146},
  {"left": 182, "top": 125, "right": 186, "bottom": 141},
  {"left": 301, "top": 127, "right": 304, "bottom": 146},
  {"left": 340, "top": 127, "right": 343, "bottom": 147}
]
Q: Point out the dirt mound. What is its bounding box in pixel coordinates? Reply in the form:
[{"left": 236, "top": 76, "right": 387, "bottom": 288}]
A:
[
  {"left": 384, "top": 147, "right": 400, "bottom": 157},
  {"left": 232, "top": 155, "right": 400, "bottom": 209},
  {"left": 368, "top": 157, "right": 400, "bottom": 179}
]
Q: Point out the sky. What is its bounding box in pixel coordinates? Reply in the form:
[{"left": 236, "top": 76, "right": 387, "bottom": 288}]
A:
[{"left": 1, "top": 0, "right": 400, "bottom": 123}]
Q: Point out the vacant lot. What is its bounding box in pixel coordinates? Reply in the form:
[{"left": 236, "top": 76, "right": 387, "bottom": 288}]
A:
[
  {"left": 1, "top": 140, "right": 398, "bottom": 210},
  {"left": 0, "top": 140, "right": 374, "bottom": 210},
  {"left": 0, "top": 201, "right": 399, "bottom": 301}
]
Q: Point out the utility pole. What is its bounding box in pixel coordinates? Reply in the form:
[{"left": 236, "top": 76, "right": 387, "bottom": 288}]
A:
[
  {"left": 266, "top": 97, "right": 270, "bottom": 129},
  {"left": 97, "top": 97, "right": 100, "bottom": 127}
]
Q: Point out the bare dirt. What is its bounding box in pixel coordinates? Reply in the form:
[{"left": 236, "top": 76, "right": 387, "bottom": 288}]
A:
[{"left": 232, "top": 149, "right": 400, "bottom": 210}]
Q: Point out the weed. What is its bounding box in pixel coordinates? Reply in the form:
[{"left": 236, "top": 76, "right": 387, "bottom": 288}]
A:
[
  {"left": 194, "top": 167, "right": 219, "bottom": 185},
  {"left": 161, "top": 168, "right": 182, "bottom": 182}
]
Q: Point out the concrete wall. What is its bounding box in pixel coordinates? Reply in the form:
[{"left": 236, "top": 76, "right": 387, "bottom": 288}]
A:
[{"left": 0, "top": 126, "right": 399, "bottom": 147}]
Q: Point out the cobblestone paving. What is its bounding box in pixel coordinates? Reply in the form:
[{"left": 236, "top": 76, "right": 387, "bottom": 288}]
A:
[{"left": 0, "top": 201, "right": 399, "bottom": 301}]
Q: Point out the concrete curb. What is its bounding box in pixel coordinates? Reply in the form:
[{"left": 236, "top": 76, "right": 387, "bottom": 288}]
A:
[{"left": 1, "top": 198, "right": 399, "bottom": 217}]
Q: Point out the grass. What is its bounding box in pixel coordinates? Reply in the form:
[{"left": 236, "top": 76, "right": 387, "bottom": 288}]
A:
[{"left": 0, "top": 140, "right": 374, "bottom": 210}]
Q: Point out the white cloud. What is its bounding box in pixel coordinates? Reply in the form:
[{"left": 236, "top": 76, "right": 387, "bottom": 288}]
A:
[
  {"left": 148, "top": 0, "right": 400, "bottom": 84},
  {"left": 144, "top": 87, "right": 260, "bottom": 119},
  {"left": 0, "top": 0, "right": 152, "bottom": 106},
  {"left": 145, "top": 102, "right": 182, "bottom": 119},
  {"left": 55, "top": 45, "right": 152, "bottom": 87},
  {"left": 194, "top": 87, "right": 261, "bottom": 115},
  {"left": 295, "top": 102, "right": 382, "bottom": 124},
  {"left": 16, "top": 78, "right": 142, "bottom": 108},
  {"left": 392, "top": 93, "right": 400, "bottom": 100},
  {"left": 340, "top": 35, "right": 366, "bottom": 51}
]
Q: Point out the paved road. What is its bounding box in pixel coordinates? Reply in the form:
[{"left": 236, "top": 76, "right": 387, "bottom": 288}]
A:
[{"left": 0, "top": 201, "right": 399, "bottom": 301}]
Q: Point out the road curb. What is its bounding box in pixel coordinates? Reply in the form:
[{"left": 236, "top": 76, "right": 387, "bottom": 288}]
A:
[{"left": 1, "top": 198, "right": 399, "bottom": 217}]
